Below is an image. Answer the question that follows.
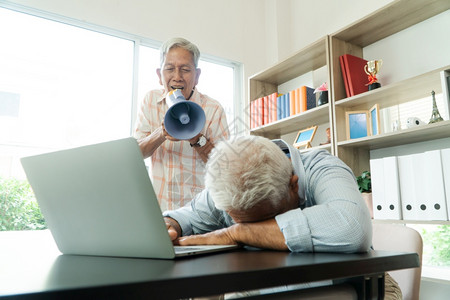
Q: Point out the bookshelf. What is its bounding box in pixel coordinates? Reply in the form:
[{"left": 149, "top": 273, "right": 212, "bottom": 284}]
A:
[
  {"left": 329, "top": 0, "right": 450, "bottom": 175},
  {"left": 249, "top": 0, "right": 450, "bottom": 168},
  {"left": 248, "top": 0, "right": 450, "bottom": 228},
  {"left": 248, "top": 36, "right": 333, "bottom": 150}
]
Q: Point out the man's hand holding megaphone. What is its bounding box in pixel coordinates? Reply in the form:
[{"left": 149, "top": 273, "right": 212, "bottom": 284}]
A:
[{"left": 158, "top": 121, "right": 212, "bottom": 163}]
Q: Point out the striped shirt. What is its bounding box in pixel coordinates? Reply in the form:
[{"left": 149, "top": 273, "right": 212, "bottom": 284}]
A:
[{"left": 134, "top": 88, "right": 229, "bottom": 212}]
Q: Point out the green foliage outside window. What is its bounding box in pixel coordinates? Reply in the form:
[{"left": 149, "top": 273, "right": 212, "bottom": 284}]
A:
[
  {"left": 420, "top": 225, "right": 450, "bottom": 267},
  {"left": 0, "top": 177, "right": 47, "bottom": 231}
]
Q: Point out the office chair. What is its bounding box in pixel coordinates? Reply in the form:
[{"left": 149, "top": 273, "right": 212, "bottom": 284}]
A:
[{"left": 372, "top": 222, "right": 423, "bottom": 300}]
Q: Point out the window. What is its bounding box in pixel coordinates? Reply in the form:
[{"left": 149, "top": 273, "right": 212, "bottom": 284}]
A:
[
  {"left": 0, "top": 6, "right": 134, "bottom": 180},
  {"left": 0, "top": 5, "right": 240, "bottom": 231}
]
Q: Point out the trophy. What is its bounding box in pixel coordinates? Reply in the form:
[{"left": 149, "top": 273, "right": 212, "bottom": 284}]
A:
[{"left": 364, "top": 59, "right": 383, "bottom": 91}]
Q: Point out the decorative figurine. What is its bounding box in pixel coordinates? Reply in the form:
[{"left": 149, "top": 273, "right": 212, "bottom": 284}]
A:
[
  {"left": 429, "top": 90, "right": 444, "bottom": 124},
  {"left": 320, "top": 127, "right": 331, "bottom": 145},
  {"left": 364, "top": 59, "right": 383, "bottom": 91}
]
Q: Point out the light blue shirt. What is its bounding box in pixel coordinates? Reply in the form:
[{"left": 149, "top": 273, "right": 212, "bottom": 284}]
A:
[{"left": 163, "top": 139, "right": 372, "bottom": 253}]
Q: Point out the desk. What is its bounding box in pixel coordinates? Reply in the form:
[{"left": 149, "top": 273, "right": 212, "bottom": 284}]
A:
[{"left": 0, "top": 230, "right": 419, "bottom": 299}]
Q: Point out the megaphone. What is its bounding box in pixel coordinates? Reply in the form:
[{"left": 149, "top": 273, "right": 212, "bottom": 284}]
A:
[{"left": 164, "top": 89, "right": 206, "bottom": 140}]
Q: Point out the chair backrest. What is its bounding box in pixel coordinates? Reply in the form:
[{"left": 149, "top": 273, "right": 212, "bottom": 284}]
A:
[{"left": 372, "top": 222, "right": 423, "bottom": 300}]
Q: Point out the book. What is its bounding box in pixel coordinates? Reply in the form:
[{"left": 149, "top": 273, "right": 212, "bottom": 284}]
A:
[
  {"left": 297, "top": 86, "right": 315, "bottom": 112},
  {"left": 289, "top": 90, "right": 296, "bottom": 116},
  {"left": 249, "top": 101, "right": 256, "bottom": 129},
  {"left": 340, "top": 54, "right": 368, "bottom": 97},
  {"left": 339, "top": 55, "right": 351, "bottom": 98},
  {"left": 276, "top": 94, "right": 283, "bottom": 121},
  {"left": 305, "top": 86, "right": 316, "bottom": 110},
  {"left": 256, "top": 97, "right": 263, "bottom": 127},
  {"left": 284, "top": 93, "right": 290, "bottom": 119},
  {"left": 263, "top": 96, "right": 269, "bottom": 125},
  {"left": 268, "top": 92, "right": 278, "bottom": 124}
]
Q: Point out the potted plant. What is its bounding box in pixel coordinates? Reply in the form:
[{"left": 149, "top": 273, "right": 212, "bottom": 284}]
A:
[{"left": 356, "top": 171, "right": 373, "bottom": 218}]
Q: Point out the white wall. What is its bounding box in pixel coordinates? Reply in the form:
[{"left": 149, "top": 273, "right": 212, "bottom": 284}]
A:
[{"left": 4, "top": 0, "right": 393, "bottom": 110}]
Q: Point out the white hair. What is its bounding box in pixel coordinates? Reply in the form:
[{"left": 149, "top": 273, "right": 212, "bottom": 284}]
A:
[
  {"left": 160, "top": 37, "right": 200, "bottom": 67},
  {"left": 205, "top": 135, "right": 293, "bottom": 211}
]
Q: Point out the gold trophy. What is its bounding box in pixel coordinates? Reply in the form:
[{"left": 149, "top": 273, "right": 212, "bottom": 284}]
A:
[{"left": 364, "top": 59, "right": 383, "bottom": 90}]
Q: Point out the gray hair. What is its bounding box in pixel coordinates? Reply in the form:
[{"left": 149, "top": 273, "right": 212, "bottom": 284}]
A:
[
  {"left": 159, "top": 37, "right": 200, "bottom": 68},
  {"left": 205, "top": 135, "right": 293, "bottom": 211}
]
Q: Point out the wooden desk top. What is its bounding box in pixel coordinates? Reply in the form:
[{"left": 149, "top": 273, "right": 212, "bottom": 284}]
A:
[{"left": 0, "top": 230, "right": 419, "bottom": 299}]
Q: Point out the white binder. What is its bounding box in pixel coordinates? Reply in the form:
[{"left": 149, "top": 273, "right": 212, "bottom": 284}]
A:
[
  {"left": 398, "top": 150, "right": 448, "bottom": 221},
  {"left": 398, "top": 153, "right": 419, "bottom": 220},
  {"left": 441, "top": 148, "right": 450, "bottom": 220},
  {"left": 370, "top": 156, "right": 402, "bottom": 220}
]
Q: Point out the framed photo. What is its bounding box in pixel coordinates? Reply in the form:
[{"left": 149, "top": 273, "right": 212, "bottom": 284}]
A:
[
  {"left": 369, "top": 104, "right": 380, "bottom": 135},
  {"left": 440, "top": 69, "right": 450, "bottom": 119},
  {"left": 293, "top": 126, "right": 317, "bottom": 149},
  {"left": 346, "top": 111, "right": 370, "bottom": 140}
]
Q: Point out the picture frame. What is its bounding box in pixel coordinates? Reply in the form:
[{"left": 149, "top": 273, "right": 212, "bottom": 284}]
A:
[
  {"left": 293, "top": 126, "right": 317, "bottom": 149},
  {"left": 346, "top": 111, "right": 370, "bottom": 140},
  {"left": 440, "top": 69, "right": 450, "bottom": 119},
  {"left": 369, "top": 104, "right": 380, "bottom": 135}
]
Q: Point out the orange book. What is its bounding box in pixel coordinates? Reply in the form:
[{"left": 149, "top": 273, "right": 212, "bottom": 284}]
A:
[
  {"left": 294, "top": 88, "right": 300, "bottom": 114},
  {"left": 289, "top": 90, "right": 296, "bottom": 116},
  {"left": 299, "top": 86, "right": 307, "bottom": 113}
]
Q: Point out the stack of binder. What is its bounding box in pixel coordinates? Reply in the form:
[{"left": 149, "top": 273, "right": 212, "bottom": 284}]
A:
[{"left": 371, "top": 148, "right": 450, "bottom": 221}]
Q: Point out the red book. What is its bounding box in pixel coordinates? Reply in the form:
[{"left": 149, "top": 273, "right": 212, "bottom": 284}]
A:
[
  {"left": 263, "top": 96, "right": 269, "bottom": 125},
  {"left": 341, "top": 54, "right": 368, "bottom": 97},
  {"left": 269, "top": 92, "right": 278, "bottom": 123},
  {"left": 340, "top": 55, "right": 351, "bottom": 98}
]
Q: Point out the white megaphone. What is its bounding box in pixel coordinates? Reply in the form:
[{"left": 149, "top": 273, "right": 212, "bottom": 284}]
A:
[{"left": 164, "top": 89, "right": 206, "bottom": 140}]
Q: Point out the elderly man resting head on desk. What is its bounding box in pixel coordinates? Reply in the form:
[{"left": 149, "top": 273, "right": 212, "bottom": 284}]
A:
[{"left": 163, "top": 135, "right": 401, "bottom": 299}]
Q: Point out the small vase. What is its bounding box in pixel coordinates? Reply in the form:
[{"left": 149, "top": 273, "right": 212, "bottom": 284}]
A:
[
  {"left": 368, "top": 82, "right": 381, "bottom": 91},
  {"left": 317, "top": 91, "right": 328, "bottom": 106}
]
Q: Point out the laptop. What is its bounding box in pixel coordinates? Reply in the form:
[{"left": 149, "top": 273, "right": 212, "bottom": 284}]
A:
[{"left": 20, "top": 137, "right": 237, "bottom": 259}]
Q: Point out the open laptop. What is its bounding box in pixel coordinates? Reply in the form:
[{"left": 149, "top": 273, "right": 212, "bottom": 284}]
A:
[{"left": 20, "top": 137, "right": 237, "bottom": 259}]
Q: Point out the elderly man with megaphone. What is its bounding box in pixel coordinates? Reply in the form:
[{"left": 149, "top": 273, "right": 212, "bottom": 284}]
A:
[{"left": 134, "top": 37, "right": 229, "bottom": 212}]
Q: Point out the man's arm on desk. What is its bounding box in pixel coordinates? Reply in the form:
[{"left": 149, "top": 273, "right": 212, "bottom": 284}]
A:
[
  {"left": 163, "top": 190, "right": 288, "bottom": 250},
  {"left": 176, "top": 218, "right": 288, "bottom": 251}
]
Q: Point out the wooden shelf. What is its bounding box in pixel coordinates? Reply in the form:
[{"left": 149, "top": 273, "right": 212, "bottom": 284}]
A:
[
  {"left": 250, "top": 103, "right": 329, "bottom": 137},
  {"left": 249, "top": 37, "right": 328, "bottom": 86},
  {"left": 332, "top": 0, "right": 450, "bottom": 48},
  {"left": 338, "top": 120, "right": 450, "bottom": 150},
  {"left": 334, "top": 65, "right": 449, "bottom": 110}
]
